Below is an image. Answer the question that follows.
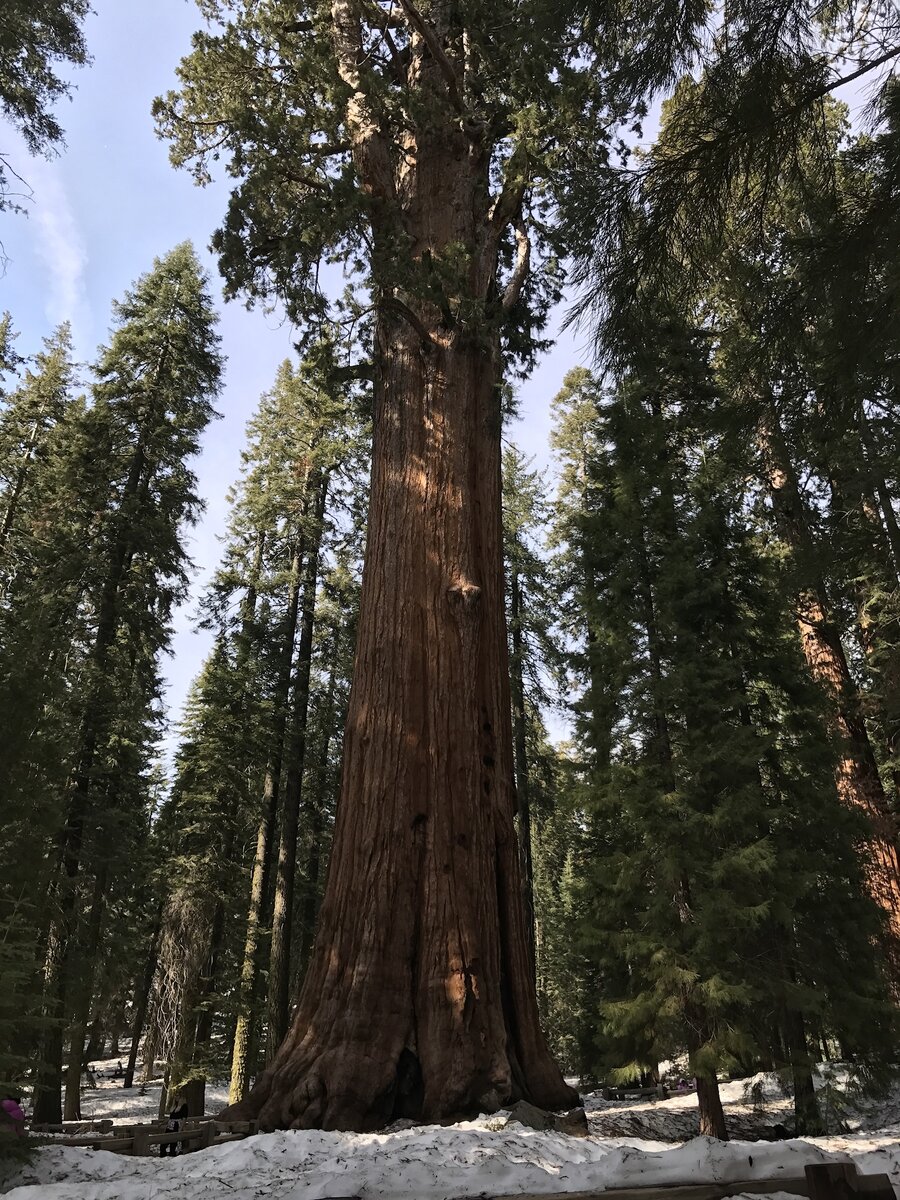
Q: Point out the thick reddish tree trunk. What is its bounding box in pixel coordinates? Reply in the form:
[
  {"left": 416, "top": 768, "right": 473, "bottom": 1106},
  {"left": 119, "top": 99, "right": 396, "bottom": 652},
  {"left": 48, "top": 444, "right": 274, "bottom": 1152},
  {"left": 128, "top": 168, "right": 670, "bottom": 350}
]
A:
[
  {"left": 763, "top": 419, "right": 900, "bottom": 965},
  {"left": 220, "top": 3, "right": 574, "bottom": 1129},
  {"left": 509, "top": 565, "right": 536, "bottom": 968},
  {"left": 223, "top": 310, "right": 574, "bottom": 1130}
]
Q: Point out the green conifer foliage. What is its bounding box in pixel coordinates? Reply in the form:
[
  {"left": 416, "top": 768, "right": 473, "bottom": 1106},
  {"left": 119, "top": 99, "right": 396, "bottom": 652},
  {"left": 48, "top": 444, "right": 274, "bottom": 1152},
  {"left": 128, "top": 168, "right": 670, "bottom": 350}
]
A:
[
  {"left": 0, "top": 325, "right": 80, "bottom": 1095},
  {"left": 502, "top": 447, "right": 563, "bottom": 959},
  {"left": 552, "top": 314, "right": 897, "bottom": 1137},
  {"left": 0, "top": 323, "right": 78, "bottom": 564},
  {"left": 0, "top": 0, "right": 91, "bottom": 211},
  {"left": 24, "top": 243, "right": 223, "bottom": 1123}
]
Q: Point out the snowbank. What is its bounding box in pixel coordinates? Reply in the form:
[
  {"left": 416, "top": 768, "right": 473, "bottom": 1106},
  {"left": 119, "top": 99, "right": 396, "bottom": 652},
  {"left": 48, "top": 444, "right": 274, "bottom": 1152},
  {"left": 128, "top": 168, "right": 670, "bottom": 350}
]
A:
[{"left": 3, "top": 1120, "right": 899, "bottom": 1199}]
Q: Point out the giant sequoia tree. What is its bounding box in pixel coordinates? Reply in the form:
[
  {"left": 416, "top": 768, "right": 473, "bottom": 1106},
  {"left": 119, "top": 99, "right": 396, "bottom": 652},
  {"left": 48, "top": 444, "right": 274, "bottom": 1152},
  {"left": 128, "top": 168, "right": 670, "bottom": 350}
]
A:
[{"left": 155, "top": 0, "right": 705, "bottom": 1130}]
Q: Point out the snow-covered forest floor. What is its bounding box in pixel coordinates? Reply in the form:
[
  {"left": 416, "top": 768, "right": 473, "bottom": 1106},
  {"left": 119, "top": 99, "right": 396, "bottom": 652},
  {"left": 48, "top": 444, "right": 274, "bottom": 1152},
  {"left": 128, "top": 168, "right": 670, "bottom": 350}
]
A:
[{"left": 2, "top": 1060, "right": 900, "bottom": 1199}]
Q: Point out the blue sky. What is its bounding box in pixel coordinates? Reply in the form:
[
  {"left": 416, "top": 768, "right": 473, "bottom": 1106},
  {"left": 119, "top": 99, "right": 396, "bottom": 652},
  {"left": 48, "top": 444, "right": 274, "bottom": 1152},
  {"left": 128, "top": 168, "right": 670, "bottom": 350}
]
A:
[{"left": 0, "top": 0, "right": 590, "bottom": 753}]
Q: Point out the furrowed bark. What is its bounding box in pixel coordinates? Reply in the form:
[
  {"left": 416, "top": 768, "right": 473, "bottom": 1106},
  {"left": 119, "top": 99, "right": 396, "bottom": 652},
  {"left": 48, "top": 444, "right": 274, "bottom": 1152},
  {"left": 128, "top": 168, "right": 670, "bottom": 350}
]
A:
[
  {"left": 219, "top": 0, "right": 573, "bottom": 1129},
  {"left": 509, "top": 564, "right": 536, "bottom": 969},
  {"left": 224, "top": 307, "right": 574, "bottom": 1130},
  {"left": 297, "top": 658, "right": 339, "bottom": 980},
  {"left": 63, "top": 865, "right": 108, "bottom": 1120}
]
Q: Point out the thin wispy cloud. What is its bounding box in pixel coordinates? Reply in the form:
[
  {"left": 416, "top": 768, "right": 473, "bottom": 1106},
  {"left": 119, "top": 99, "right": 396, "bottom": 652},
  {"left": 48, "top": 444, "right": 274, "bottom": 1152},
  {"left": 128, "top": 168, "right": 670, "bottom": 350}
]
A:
[{"left": 30, "top": 160, "right": 90, "bottom": 353}]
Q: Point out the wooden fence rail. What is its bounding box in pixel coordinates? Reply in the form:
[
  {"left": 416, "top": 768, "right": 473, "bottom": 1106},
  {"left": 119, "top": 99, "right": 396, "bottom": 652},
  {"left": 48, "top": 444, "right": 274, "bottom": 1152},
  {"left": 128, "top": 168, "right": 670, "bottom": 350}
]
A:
[
  {"left": 509, "top": 1166, "right": 895, "bottom": 1200},
  {"left": 29, "top": 1117, "right": 259, "bottom": 1156}
]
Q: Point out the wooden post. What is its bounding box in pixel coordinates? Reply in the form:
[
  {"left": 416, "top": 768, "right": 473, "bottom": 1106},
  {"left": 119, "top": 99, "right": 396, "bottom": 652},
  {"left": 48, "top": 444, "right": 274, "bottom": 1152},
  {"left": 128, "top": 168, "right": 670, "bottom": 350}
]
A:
[
  {"left": 199, "top": 1120, "right": 215, "bottom": 1149},
  {"left": 131, "top": 1126, "right": 151, "bottom": 1157},
  {"left": 806, "top": 1162, "right": 895, "bottom": 1199}
]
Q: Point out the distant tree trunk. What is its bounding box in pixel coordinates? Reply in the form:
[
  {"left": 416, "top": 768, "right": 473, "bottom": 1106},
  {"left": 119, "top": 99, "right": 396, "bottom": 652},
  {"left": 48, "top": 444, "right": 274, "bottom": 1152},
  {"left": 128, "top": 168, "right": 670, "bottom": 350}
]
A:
[
  {"left": 695, "top": 1073, "right": 729, "bottom": 1140},
  {"left": 33, "top": 445, "right": 147, "bottom": 1124},
  {"left": 762, "top": 414, "right": 900, "bottom": 967},
  {"left": 158, "top": 1069, "right": 170, "bottom": 1121},
  {"left": 783, "top": 993, "right": 823, "bottom": 1135},
  {"left": 63, "top": 865, "right": 108, "bottom": 1119},
  {"left": 85, "top": 1010, "right": 104, "bottom": 1063},
  {"left": 193, "top": 823, "right": 236, "bottom": 1065},
  {"left": 509, "top": 563, "right": 535, "bottom": 968},
  {"left": 684, "top": 1004, "right": 728, "bottom": 1140},
  {"left": 107, "top": 1012, "right": 122, "bottom": 1059},
  {"left": 229, "top": 545, "right": 304, "bottom": 1104},
  {"left": 185, "top": 886, "right": 229, "bottom": 1116},
  {"left": 267, "top": 472, "right": 329, "bottom": 1061},
  {"left": 124, "top": 903, "right": 163, "bottom": 1090}
]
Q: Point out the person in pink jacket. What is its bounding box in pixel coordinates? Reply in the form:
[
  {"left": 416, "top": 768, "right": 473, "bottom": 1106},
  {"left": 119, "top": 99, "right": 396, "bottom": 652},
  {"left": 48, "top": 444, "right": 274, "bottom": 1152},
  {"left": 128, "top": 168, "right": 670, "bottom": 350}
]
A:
[{"left": 1, "top": 1095, "right": 26, "bottom": 1137}]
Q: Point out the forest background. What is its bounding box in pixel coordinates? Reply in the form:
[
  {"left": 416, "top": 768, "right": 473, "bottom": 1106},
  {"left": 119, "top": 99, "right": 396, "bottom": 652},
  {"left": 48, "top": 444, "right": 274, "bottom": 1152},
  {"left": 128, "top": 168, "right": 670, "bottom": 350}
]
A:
[{"left": 3, "top": 0, "right": 900, "bottom": 1151}]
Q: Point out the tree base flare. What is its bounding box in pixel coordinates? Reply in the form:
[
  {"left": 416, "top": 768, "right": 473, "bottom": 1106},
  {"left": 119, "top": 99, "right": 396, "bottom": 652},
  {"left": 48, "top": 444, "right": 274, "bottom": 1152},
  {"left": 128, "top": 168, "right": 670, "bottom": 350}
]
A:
[{"left": 220, "top": 1026, "right": 577, "bottom": 1132}]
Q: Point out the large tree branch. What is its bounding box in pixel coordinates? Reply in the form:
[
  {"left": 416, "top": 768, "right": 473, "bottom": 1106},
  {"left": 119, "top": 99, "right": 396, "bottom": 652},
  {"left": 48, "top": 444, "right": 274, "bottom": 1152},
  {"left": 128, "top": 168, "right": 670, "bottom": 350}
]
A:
[
  {"left": 306, "top": 139, "right": 352, "bottom": 157},
  {"left": 644, "top": 43, "right": 900, "bottom": 184},
  {"left": 331, "top": 0, "right": 398, "bottom": 208},
  {"left": 394, "top": 0, "right": 463, "bottom": 112},
  {"left": 489, "top": 144, "right": 528, "bottom": 237},
  {"left": 384, "top": 294, "right": 437, "bottom": 346},
  {"left": 818, "top": 42, "right": 900, "bottom": 98},
  {"left": 502, "top": 218, "right": 531, "bottom": 312},
  {"left": 284, "top": 170, "right": 332, "bottom": 193},
  {"left": 359, "top": 0, "right": 406, "bottom": 28},
  {"left": 329, "top": 361, "right": 375, "bottom": 382}
]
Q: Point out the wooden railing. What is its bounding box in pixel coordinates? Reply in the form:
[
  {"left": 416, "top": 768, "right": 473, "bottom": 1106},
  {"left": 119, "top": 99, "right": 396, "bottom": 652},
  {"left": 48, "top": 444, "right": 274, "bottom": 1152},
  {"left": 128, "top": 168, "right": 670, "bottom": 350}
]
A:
[{"left": 29, "top": 1116, "right": 258, "bottom": 1155}]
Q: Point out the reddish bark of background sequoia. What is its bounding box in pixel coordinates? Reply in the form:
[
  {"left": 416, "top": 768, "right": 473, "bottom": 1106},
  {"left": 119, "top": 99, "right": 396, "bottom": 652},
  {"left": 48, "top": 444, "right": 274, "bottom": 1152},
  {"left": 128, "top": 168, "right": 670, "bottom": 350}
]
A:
[{"left": 764, "top": 418, "right": 900, "bottom": 970}]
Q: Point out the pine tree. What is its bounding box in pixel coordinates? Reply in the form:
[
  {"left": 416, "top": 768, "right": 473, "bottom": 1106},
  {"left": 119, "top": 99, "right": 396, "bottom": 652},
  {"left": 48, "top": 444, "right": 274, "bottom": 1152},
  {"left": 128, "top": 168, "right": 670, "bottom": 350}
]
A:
[
  {"left": 149, "top": 347, "right": 367, "bottom": 1110},
  {"left": 29, "top": 242, "right": 223, "bottom": 1123},
  {"left": 0, "top": 323, "right": 77, "bottom": 564},
  {"left": 553, "top": 313, "right": 897, "bottom": 1138},
  {"left": 0, "top": 327, "right": 83, "bottom": 1098},
  {"left": 228, "top": 354, "right": 361, "bottom": 1102},
  {"left": 146, "top": 639, "right": 258, "bottom": 1114}
]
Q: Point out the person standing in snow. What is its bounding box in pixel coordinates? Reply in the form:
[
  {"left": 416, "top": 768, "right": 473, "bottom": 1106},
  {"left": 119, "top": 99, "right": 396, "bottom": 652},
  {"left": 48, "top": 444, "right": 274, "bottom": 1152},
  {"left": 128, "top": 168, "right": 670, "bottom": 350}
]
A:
[
  {"left": 161, "top": 1094, "right": 189, "bottom": 1156},
  {"left": 0, "top": 1094, "right": 26, "bottom": 1137}
]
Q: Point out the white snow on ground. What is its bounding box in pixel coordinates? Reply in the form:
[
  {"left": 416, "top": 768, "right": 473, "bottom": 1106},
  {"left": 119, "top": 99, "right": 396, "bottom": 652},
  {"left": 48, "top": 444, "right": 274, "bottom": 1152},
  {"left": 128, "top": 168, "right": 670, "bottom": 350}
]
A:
[
  {"left": 726, "top": 1195, "right": 805, "bottom": 1200},
  {"left": 3, "top": 1120, "right": 900, "bottom": 1199},
  {"left": 39, "top": 1052, "right": 230, "bottom": 1124},
  {"left": 2, "top": 1063, "right": 898, "bottom": 1199}
]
